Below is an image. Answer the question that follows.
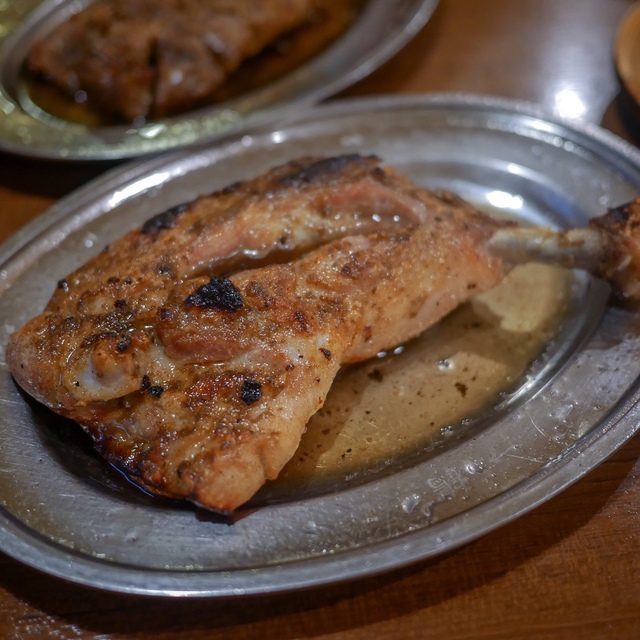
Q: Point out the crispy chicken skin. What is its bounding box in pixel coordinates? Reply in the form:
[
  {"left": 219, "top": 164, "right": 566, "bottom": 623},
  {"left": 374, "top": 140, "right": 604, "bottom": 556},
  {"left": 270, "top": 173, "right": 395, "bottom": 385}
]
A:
[
  {"left": 27, "top": 0, "right": 316, "bottom": 121},
  {"left": 7, "top": 154, "right": 640, "bottom": 511}
]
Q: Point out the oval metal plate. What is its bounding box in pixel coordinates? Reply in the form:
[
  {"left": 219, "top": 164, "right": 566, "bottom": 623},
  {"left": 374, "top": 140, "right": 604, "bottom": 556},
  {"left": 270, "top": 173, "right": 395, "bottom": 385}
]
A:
[
  {"left": 1, "top": 94, "right": 640, "bottom": 596},
  {"left": 0, "top": 0, "right": 439, "bottom": 160}
]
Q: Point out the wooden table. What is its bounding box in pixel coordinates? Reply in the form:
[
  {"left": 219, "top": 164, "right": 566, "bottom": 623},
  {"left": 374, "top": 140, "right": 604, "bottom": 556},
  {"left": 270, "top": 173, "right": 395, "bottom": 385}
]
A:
[{"left": 1, "top": 1, "right": 640, "bottom": 637}]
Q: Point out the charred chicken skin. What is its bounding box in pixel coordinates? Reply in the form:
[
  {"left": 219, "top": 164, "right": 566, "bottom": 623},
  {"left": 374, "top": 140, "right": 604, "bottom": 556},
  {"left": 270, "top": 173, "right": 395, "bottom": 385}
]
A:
[{"left": 6, "top": 155, "right": 640, "bottom": 511}]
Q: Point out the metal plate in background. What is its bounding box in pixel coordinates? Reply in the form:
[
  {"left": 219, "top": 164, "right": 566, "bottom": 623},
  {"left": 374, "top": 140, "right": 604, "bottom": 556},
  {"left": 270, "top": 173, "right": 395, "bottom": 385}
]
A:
[
  {"left": 0, "top": 0, "right": 438, "bottom": 161},
  {"left": 1, "top": 94, "right": 640, "bottom": 596}
]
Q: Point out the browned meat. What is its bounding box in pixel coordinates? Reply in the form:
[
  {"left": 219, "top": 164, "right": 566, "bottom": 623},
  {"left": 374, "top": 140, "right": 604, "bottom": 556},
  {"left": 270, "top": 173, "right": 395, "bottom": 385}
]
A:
[
  {"left": 5, "top": 155, "right": 512, "bottom": 511},
  {"left": 27, "top": 0, "right": 316, "bottom": 121},
  {"left": 6, "top": 154, "right": 639, "bottom": 512}
]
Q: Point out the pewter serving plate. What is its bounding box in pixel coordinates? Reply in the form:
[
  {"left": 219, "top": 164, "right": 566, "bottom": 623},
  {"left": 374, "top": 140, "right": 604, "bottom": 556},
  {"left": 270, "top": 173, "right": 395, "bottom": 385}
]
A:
[
  {"left": 2, "top": 94, "right": 640, "bottom": 597},
  {"left": 0, "top": 0, "right": 438, "bottom": 161}
]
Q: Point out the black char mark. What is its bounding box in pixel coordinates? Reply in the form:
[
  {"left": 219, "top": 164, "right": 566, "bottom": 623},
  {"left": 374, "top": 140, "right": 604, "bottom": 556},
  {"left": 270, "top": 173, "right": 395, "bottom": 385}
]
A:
[
  {"left": 141, "top": 202, "right": 191, "bottom": 237},
  {"left": 185, "top": 276, "right": 244, "bottom": 312},
  {"left": 608, "top": 201, "right": 637, "bottom": 224},
  {"left": 279, "top": 154, "right": 380, "bottom": 187},
  {"left": 141, "top": 374, "right": 163, "bottom": 397},
  {"left": 241, "top": 380, "right": 262, "bottom": 405}
]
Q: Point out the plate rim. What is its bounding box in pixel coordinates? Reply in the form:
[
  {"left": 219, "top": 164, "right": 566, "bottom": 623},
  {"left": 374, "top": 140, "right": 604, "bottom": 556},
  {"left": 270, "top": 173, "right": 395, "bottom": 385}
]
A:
[{"left": 2, "top": 380, "right": 640, "bottom": 598}]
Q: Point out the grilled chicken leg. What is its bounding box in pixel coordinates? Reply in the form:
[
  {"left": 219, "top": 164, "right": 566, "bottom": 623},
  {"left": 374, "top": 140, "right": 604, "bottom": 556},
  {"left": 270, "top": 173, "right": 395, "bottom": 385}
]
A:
[{"left": 6, "top": 155, "right": 639, "bottom": 511}]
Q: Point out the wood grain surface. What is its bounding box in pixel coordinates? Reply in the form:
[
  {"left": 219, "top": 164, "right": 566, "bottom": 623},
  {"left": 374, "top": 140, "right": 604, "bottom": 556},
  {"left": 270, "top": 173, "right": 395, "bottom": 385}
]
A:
[{"left": 1, "top": 1, "right": 640, "bottom": 638}]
